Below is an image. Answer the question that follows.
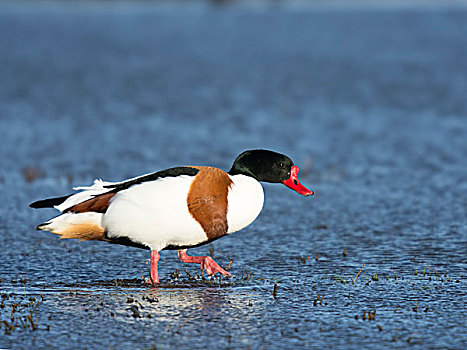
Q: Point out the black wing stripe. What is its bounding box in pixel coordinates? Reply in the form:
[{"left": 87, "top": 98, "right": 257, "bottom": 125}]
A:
[{"left": 105, "top": 166, "right": 199, "bottom": 193}]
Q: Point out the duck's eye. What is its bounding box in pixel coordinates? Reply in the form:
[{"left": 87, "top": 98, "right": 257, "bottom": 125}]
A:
[{"left": 278, "top": 163, "right": 284, "bottom": 168}]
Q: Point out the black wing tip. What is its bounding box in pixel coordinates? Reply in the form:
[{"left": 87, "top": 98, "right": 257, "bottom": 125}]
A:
[
  {"left": 29, "top": 194, "right": 72, "bottom": 209},
  {"left": 29, "top": 201, "right": 43, "bottom": 209}
]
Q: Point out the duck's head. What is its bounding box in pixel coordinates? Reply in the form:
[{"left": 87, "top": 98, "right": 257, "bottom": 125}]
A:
[{"left": 229, "top": 149, "right": 314, "bottom": 196}]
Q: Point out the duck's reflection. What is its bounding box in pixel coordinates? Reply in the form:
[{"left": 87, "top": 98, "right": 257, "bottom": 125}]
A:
[{"left": 139, "top": 284, "right": 260, "bottom": 323}]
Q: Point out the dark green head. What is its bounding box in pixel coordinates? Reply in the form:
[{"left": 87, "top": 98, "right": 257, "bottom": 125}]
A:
[
  {"left": 229, "top": 149, "right": 293, "bottom": 183},
  {"left": 229, "top": 149, "right": 314, "bottom": 196}
]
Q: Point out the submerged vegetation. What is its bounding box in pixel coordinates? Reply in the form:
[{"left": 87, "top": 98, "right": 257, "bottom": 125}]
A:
[{"left": 1, "top": 291, "right": 44, "bottom": 335}]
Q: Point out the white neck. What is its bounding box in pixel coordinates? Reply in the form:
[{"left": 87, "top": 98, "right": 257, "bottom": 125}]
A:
[{"left": 226, "top": 174, "right": 265, "bottom": 234}]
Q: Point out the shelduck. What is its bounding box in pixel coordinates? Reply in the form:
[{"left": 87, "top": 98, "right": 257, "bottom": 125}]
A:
[{"left": 30, "top": 149, "right": 314, "bottom": 284}]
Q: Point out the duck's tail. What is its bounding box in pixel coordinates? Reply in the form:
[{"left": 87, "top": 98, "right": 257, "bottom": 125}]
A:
[{"left": 36, "top": 212, "right": 108, "bottom": 242}]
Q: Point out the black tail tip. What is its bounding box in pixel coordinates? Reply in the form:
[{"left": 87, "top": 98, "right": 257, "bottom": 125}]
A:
[{"left": 36, "top": 222, "right": 49, "bottom": 230}]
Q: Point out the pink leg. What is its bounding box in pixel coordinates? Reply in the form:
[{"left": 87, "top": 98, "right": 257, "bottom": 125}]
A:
[
  {"left": 146, "top": 250, "right": 160, "bottom": 285},
  {"left": 177, "top": 250, "right": 231, "bottom": 277}
]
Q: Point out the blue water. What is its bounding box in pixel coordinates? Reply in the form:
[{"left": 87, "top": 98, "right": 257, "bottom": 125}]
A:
[{"left": 0, "top": 2, "right": 466, "bottom": 349}]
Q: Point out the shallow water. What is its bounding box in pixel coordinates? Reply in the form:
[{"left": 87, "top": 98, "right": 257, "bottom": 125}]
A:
[{"left": 0, "top": 2, "right": 466, "bottom": 349}]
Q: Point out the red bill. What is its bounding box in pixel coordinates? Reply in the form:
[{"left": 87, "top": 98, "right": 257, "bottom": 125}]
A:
[{"left": 282, "top": 165, "right": 314, "bottom": 196}]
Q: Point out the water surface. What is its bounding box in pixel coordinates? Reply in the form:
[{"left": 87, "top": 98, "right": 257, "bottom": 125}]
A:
[{"left": 0, "top": 2, "right": 466, "bottom": 349}]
